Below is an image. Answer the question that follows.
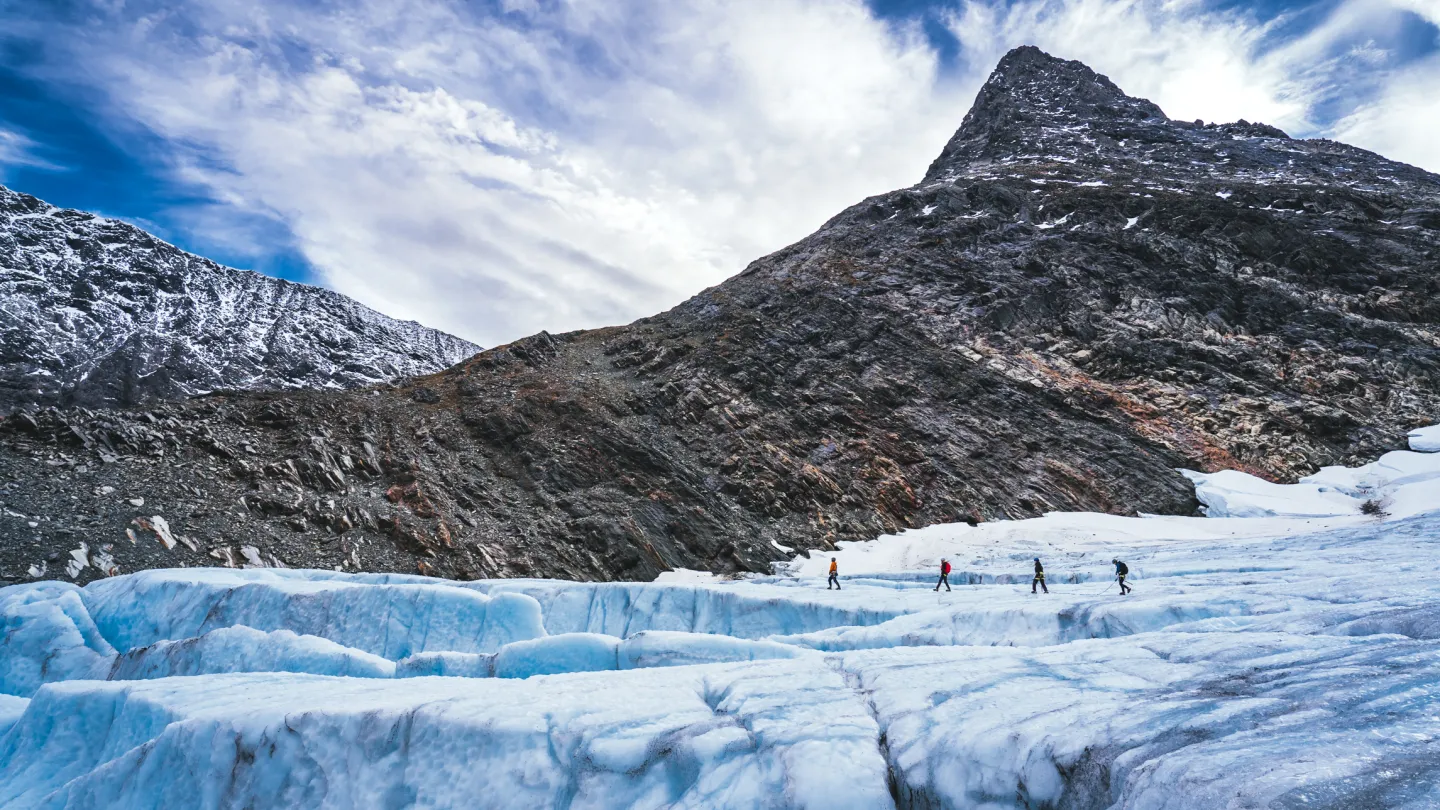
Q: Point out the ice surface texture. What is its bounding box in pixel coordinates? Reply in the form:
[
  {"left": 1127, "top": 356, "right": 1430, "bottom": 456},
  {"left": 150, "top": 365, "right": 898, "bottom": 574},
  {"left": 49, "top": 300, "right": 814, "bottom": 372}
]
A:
[
  {"left": 4, "top": 511, "right": 1440, "bottom": 807},
  {"left": 3, "top": 431, "right": 1440, "bottom": 806}
]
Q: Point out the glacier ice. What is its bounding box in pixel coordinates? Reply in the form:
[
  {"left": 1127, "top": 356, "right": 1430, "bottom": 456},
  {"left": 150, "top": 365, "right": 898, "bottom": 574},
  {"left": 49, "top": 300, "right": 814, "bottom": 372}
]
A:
[
  {"left": 493, "top": 632, "right": 621, "bottom": 678},
  {"left": 2, "top": 430, "right": 1440, "bottom": 807},
  {"left": 0, "top": 695, "right": 27, "bottom": 738},
  {"left": 0, "top": 665, "right": 893, "bottom": 809},
  {"left": 80, "top": 569, "right": 547, "bottom": 658},
  {"left": 0, "top": 582, "right": 115, "bottom": 697},
  {"left": 395, "top": 651, "right": 496, "bottom": 679},
  {"left": 109, "top": 626, "right": 396, "bottom": 680},
  {"left": 617, "top": 630, "right": 810, "bottom": 669},
  {"left": 466, "top": 578, "right": 909, "bottom": 639}
]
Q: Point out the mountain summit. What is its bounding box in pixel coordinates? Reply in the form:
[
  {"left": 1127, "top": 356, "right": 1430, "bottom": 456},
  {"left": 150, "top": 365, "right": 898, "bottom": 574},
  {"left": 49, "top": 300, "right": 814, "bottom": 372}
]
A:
[
  {"left": 0, "top": 185, "right": 479, "bottom": 411},
  {"left": 926, "top": 46, "right": 1169, "bottom": 179},
  {"left": 3, "top": 47, "right": 1439, "bottom": 584}
]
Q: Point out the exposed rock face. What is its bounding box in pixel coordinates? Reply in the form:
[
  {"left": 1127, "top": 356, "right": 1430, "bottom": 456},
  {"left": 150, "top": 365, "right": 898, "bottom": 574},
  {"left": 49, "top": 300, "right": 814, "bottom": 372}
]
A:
[
  {"left": 2, "top": 46, "right": 1437, "bottom": 584},
  {"left": 0, "top": 184, "right": 479, "bottom": 411}
]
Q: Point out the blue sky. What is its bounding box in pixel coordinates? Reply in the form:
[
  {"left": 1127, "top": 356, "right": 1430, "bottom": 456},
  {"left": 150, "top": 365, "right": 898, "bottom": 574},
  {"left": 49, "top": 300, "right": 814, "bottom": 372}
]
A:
[{"left": 1, "top": 0, "right": 1437, "bottom": 344}]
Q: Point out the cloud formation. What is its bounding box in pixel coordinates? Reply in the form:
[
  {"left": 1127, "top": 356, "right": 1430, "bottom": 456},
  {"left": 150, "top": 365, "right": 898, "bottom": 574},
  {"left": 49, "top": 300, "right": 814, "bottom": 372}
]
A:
[
  {"left": 0, "top": 127, "right": 58, "bottom": 177},
  {"left": 1329, "top": 1, "right": 1440, "bottom": 171},
  {"left": 2, "top": 0, "right": 1437, "bottom": 344},
  {"left": 9, "top": 0, "right": 963, "bottom": 344}
]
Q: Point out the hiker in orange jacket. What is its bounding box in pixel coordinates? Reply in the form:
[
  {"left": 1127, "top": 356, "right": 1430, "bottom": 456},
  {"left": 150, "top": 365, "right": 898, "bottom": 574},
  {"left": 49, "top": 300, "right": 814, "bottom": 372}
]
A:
[
  {"left": 827, "top": 558, "right": 841, "bottom": 590},
  {"left": 934, "top": 558, "right": 951, "bottom": 592}
]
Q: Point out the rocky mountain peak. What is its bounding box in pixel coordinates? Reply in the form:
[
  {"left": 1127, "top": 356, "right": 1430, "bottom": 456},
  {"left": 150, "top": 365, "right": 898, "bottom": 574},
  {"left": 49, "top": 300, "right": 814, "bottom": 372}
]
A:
[
  {"left": 925, "top": 46, "right": 1167, "bottom": 181},
  {"left": 922, "top": 46, "right": 1303, "bottom": 185}
]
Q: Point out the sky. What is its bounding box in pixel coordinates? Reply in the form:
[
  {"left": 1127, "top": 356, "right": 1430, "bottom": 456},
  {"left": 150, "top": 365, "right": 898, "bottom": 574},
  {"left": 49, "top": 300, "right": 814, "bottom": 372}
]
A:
[{"left": 1, "top": 0, "right": 1437, "bottom": 346}]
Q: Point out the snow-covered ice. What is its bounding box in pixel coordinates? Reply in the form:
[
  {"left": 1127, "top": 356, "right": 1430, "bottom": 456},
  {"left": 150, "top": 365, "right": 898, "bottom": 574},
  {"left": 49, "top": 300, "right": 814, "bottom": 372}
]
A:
[
  {"left": 1410, "top": 423, "right": 1440, "bottom": 453},
  {"left": 1183, "top": 441, "right": 1440, "bottom": 519},
  {"left": 3, "top": 428, "right": 1440, "bottom": 807}
]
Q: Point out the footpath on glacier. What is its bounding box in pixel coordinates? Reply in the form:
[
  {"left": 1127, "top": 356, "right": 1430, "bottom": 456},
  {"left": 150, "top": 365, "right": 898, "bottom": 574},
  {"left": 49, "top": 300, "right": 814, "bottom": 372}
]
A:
[{"left": 2, "top": 425, "right": 1439, "bottom": 809}]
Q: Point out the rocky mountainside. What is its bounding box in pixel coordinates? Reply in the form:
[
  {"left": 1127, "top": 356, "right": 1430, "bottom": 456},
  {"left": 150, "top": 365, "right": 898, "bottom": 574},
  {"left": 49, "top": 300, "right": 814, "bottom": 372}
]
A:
[
  {"left": 3, "top": 46, "right": 1437, "bottom": 585},
  {"left": 0, "top": 184, "right": 479, "bottom": 411}
]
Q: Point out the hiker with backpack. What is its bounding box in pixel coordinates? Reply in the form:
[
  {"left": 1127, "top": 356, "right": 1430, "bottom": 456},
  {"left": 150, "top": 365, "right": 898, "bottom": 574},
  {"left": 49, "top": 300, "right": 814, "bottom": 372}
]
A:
[{"left": 935, "top": 558, "right": 951, "bottom": 592}]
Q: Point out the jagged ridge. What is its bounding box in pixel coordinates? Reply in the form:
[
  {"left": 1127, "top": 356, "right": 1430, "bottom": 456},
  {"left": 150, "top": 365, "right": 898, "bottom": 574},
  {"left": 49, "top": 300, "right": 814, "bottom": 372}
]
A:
[{"left": 0, "top": 184, "right": 480, "bottom": 411}]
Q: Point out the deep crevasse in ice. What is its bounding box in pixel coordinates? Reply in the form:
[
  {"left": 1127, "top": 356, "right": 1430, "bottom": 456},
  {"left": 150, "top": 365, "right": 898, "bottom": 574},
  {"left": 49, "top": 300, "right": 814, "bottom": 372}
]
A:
[{"left": 2, "top": 429, "right": 1440, "bottom": 808}]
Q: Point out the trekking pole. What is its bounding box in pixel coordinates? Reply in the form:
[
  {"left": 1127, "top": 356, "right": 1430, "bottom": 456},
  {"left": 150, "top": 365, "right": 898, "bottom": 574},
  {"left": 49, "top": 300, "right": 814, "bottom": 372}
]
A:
[{"left": 1088, "top": 578, "right": 1115, "bottom": 596}]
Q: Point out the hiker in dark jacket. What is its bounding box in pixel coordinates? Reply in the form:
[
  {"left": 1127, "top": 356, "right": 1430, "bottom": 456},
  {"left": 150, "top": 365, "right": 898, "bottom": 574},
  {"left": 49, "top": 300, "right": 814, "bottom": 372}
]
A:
[
  {"left": 934, "top": 558, "right": 951, "bottom": 592},
  {"left": 1032, "top": 558, "right": 1048, "bottom": 594},
  {"left": 1113, "top": 559, "right": 1132, "bottom": 595}
]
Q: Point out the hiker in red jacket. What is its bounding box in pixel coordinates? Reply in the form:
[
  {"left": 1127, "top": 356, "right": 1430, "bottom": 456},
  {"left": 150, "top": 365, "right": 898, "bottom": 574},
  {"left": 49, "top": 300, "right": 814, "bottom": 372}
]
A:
[{"left": 934, "top": 558, "right": 951, "bottom": 592}]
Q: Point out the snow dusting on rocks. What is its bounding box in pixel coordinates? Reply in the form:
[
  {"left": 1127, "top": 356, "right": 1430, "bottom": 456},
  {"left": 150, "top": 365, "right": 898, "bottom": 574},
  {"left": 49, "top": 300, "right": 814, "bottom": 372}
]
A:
[{"left": 0, "top": 184, "right": 478, "bottom": 411}]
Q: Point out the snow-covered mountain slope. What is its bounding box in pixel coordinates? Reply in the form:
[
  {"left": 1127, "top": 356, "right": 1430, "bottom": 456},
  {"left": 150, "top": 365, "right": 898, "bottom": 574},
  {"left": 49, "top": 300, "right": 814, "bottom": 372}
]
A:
[
  {"left": 0, "top": 184, "right": 479, "bottom": 411},
  {"left": 2, "top": 435, "right": 1439, "bottom": 807}
]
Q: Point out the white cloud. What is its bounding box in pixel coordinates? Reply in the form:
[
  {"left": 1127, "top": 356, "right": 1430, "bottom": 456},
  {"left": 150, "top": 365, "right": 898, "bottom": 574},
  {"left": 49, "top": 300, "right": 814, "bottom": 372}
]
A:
[
  {"left": 0, "top": 128, "right": 61, "bottom": 177},
  {"left": 29, "top": 0, "right": 961, "bottom": 344},
  {"left": 7, "top": 0, "right": 1438, "bottom": 345},
  {"left": 1331, "top": 50, "right": 1440, "bottom": 171},
  {"left": 1321, "top": 0, "right": 1440, "bottom": 171}
]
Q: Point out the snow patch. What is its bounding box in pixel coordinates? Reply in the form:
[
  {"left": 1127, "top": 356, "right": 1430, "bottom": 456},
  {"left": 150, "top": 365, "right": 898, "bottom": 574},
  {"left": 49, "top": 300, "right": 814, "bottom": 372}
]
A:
[
  {"left": 1183, "top": 434, "right": 1440, "bottom": 519},
  {"left": 652, "top": 567, "right": 720, "bottom": 584},
  {"left": 1409, "top": 424, "right": 1440, "bottom": 453}
]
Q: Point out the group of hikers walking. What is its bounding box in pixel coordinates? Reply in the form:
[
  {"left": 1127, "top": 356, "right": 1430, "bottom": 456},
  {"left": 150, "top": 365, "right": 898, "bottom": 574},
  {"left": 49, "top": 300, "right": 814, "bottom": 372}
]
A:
[{"left": 825, "top": 556, "right": 1134, "bottom": 595}]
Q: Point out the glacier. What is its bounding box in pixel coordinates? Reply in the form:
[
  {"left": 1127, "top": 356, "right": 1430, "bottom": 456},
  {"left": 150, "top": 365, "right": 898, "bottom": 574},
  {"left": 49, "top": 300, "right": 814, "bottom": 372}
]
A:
[{"left": 1, "top": 431, "right": 1439, "bottom": 807}]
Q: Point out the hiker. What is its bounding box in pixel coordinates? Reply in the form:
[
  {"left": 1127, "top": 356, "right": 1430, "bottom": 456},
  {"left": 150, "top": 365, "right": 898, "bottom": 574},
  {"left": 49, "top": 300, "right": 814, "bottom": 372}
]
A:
[
  {"left": 935, "top": 558, "right": 951, "bottom": 592},
  {"left": 1032, "top": 558, "right": 1048, "bottom": 594},
  {"left": 828, "top": 558, "right": 841, "bottom": 590},
  {"left": 1113, "top": 559, "right": 1131, "bottom": 595}
]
